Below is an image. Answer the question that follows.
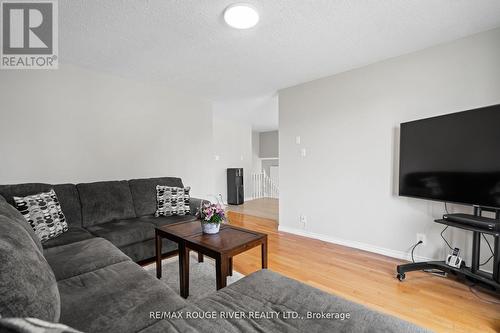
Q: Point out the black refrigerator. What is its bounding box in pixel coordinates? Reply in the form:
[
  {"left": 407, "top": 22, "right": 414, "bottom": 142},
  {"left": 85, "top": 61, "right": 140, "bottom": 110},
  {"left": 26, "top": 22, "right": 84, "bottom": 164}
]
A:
[{"left": 227, "top": 168, "right": 244, "bottom": 205}]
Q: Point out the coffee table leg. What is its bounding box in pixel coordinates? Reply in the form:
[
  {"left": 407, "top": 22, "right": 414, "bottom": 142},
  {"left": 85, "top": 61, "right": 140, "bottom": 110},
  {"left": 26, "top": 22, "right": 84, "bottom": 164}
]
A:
[
  {"left": 216, "top": 255, "right": 228, "bottom": 290},
  {"left": 179, "top": 242, "right": 190, "bottom": 298},
  {"left": 198, "top": 252, "right": 204, "bottom": 263},
  {"left": 155, "top": 231, "right": 162, "bottom": 279},
  {"left": 262, "top": 237, "right": 268, "bottom": 269},
  {"left": 228, "top": 257, "right": 233, "bottom": 276}
]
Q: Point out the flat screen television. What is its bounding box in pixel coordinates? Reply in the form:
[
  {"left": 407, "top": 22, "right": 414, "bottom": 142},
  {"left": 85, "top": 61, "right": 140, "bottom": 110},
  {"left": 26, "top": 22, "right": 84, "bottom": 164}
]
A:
[{"left": 399, "top": 104, "right": 500, "bottom": 209}]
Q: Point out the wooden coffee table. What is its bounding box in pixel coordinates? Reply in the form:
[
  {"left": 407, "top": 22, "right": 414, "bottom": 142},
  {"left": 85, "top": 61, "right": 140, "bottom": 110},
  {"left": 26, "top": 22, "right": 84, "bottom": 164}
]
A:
[{"left": 155, "top": 221, "right": 268, "bottom": 298}]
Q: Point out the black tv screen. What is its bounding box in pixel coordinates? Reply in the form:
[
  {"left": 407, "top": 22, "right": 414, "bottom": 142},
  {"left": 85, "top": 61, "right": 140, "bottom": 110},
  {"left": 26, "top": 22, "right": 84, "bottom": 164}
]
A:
[{"left": 399, "top": 104, "right": 500, "bottom": 208}]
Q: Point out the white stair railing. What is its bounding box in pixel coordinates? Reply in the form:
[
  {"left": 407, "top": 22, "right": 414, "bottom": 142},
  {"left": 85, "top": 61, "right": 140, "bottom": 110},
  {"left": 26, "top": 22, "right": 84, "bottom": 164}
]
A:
[{"left": 251, "top": 172, "right": 279, "bottom": 199}]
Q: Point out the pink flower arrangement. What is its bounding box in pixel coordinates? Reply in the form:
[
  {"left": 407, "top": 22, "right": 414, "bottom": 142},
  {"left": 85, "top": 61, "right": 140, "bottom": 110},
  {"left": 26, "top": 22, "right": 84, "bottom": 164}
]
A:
[{"left": 201, "top": 203, "right": 226, "bottom": 224}]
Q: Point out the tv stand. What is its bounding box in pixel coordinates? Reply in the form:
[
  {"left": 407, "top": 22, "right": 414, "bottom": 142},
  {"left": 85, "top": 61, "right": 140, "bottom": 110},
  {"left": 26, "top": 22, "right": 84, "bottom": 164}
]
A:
[{"left": 396, "top": 206, "right": 500, "bottom": 291}]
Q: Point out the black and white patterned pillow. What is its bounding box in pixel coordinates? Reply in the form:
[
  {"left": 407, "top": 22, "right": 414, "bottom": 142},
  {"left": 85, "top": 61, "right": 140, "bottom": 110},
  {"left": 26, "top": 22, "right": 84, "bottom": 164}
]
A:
[
  {"left": 13, "top": 189, "right": 69, "bottom": 243},
  {"left": 155, "top": 186, "right": 191, "bottom": 216}
]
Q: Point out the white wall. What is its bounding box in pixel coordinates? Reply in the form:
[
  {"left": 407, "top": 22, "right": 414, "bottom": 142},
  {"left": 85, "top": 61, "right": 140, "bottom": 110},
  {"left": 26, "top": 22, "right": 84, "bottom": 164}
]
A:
[
  {"left": 213, "top": 104, "right": 253, "bottom": 203},
  {"left": 0, "top": 64, "right": 214, "bottom": 198},
  {"left": 279, "top": 28, "right": 500, "bottom": 269},
  {"left": 252, "top": 131, "right": 262, "bottom": 174},
  {"left": 259, "top": 130, "right": 279, "bottom": 158},
  {"left": 212, "top": 94, "right": 279, "bottom": 132}
]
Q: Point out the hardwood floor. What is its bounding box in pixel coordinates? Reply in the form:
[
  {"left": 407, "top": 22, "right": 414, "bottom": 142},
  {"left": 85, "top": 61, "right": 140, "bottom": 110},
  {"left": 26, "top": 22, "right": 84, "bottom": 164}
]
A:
[
  {"left": 227, "top": 198, "right": 279, "bottom": 221},
  {"left": 227, "top": 211, "right": 500, "bottom": 333}
]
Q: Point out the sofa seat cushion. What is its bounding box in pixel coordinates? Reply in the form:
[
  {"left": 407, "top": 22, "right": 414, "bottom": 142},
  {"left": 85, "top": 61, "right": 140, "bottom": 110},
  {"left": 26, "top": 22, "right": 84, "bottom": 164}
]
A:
[
  {"left": 57, "top": 261, "right": 187, "bottom": 333},
  {"left": 137, "top": 215, "right": 198, "bottom": 227},
  {"left": 121, "top": 238, "right": 178, "bottom": 262},
  {"left": 77, "top": 180, "right": 136, "bottom": 227},
  {"left": 86, "top": 219, "right": 155, "bottom": 247},
  {"left": 140, "top": 269, "right": 429, "bottom": 333},
  {"left": 44, "top": 238, "right": 131, "bottom": 280},
  {"left": 42, "top": 227, "right": 94, "bottom": 249}
]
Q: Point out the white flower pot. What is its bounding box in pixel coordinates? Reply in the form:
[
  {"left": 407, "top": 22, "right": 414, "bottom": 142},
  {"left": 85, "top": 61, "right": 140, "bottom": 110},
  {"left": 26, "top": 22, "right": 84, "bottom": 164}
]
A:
[{"left": 201, "top": 222, "right": 220, "bottom": 234}]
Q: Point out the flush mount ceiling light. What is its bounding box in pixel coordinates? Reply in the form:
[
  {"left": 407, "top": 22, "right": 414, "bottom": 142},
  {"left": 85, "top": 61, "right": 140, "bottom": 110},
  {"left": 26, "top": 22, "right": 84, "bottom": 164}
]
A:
[{"left": 224, "top": 3, "right": 259, "bottom": 29}]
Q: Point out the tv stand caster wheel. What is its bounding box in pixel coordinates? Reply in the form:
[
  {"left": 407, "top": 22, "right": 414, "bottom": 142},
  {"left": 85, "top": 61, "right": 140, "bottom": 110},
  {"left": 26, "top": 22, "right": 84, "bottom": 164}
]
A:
[{"left": 397, "top": 273, "right": 405, "bottom": 281}]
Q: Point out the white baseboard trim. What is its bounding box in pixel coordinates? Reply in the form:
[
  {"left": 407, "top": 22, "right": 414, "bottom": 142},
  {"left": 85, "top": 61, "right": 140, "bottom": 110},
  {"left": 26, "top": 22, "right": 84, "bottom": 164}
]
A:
[
  {"left": 278, "top": 226, "right": 495, "bottom": 274},
  {"left": 277, "top": 225, "right": 434, "bottom": 262}
]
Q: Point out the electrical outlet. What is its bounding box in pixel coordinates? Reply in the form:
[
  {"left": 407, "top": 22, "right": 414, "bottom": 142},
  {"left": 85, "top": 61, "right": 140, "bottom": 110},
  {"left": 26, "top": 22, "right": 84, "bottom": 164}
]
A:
[
  {"left": 300, "top": 215, "right": 307, "bottom": 228},
  {"left": 416, "top": 233, "right": 426, "bottom": 245},
  {"left": 300, "top": 148, "right": 307, "bottom": 157},
  {"left": 295, "top": 136, "right": 301, "bottom": 145}
]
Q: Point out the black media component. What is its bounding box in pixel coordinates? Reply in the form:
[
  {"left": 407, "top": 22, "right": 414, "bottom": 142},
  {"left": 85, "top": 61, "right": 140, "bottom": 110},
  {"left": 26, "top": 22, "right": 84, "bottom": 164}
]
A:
[
  {"left": 227, "top": 168, "right": 244, "bottom": 205},
  {"left": 443, "top": 213, "right": 500, "bottom": 231}
]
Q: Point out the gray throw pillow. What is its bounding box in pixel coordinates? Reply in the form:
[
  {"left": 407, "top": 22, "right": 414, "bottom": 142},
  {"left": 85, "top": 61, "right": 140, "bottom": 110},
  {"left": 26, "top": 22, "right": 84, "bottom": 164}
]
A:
[
  {"left": 155, "top": 186, "right": 191, "bottom": 216},
  {"left": 13, "top": 189, "right": 68, "bottom": 243}
]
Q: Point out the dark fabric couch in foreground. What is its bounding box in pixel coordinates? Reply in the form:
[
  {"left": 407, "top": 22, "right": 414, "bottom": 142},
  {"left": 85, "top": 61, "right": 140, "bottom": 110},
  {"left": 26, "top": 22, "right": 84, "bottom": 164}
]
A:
[{"left": 0, "top": 177, "right": 429, "bottom": 333}]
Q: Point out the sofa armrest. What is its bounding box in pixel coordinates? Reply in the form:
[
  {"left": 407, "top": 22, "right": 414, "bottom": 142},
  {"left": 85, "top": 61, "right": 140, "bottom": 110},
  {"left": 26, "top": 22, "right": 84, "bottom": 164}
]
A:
[{"left": 189, "top": 197, "right": 210, "bottom": 217}]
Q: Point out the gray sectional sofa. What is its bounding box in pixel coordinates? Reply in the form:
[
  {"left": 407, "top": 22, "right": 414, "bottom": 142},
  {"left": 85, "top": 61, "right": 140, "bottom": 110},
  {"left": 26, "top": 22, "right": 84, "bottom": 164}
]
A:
[
  {"left": 0, "top": 177, "right": 201, "bottom": 262},
  {"left": 0, "top": 177, "right": 428, "bottom": 333}
]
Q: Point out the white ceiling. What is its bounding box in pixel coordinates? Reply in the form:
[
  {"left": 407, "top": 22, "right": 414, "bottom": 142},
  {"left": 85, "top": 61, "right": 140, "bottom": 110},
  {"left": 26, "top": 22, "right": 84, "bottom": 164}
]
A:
[{"left": 60, "top": 1, "right": 500, "bottom": 100}]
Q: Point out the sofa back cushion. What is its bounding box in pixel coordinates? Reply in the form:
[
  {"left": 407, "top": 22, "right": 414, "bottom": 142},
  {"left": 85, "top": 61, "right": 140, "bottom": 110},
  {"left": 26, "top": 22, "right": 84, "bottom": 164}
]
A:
[
  {"left": 0, "top": 194, "right": 43, "bottom": 252},
  {"left": 129, "top": 177, "right": 184, "bottom": 216},
  {"left": 0, "top": 183, "right": 82, "bottom": 228},
  {"left": 77, "top": 180, "right": 136, "bottom": 227},
  {"left": 0, "top": 196, "right": 60, "bottom": 322}
]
